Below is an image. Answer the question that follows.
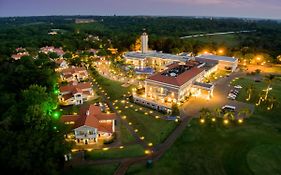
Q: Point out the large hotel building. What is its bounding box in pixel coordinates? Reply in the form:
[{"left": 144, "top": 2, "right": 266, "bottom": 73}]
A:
[{"left": 124, "top": 32, "right": 238, "bottom": 112}]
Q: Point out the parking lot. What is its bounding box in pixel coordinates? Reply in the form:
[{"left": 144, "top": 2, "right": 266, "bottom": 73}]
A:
[{"left": 181, "top": 72, "right": 255, "bottom": 118}]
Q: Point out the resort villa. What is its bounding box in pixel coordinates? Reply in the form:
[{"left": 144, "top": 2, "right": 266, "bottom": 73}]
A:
[
  {"left": 59, "top": 82, "right": 94, "bottom": 106},
  {"left": 60, "top": 67, "right": 89, "bottom": 82},
  {"left": 40, "top": 46, "right": 65, "bottom": 57},
  {"left": 55, "top": 59, "right": 68, "bottom": 71},
  {"left": 61, "top": 105, "right": 116, "bottom": 144},
  {"left": 133, "top": 60, "right": 218, "bottom": 112}
]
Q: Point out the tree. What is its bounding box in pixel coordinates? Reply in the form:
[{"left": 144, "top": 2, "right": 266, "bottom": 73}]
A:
[
  {"left": 266, "top": 95, "right": 278, "bottom": 110},
  {"left": 199, "top": 108, "right": 211, "bottom": 120},
  {"left": 0, "top": 85, "right": 70, "bottom": 175},
  {"left": 238, "top": 108, "right": 251, "bottom": 119},
  {"left": 264, "top": 74, "right": 275, "bottom": 100},
  {"left": 223, "top": 111, "right": 235, "bottom": 121},
  {"left": 171, "top": 103, "right": 180, "bottom": 116},
  {"left": 246, "top": 83, "right": 255, "bottom": 101},
  {"left": 214, "top": 107, "right": 222, "bottom": 118}
]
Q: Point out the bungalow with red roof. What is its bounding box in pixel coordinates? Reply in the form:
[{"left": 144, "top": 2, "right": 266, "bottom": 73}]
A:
[
  {"left": 61, "top": 105, "right": 116, "bottom": 144},
  {"left": 40, "top": 46, "right": 65, "bottom": 57},
  {"left": 133, "top": 61, "right": 217, "bottom": 112},
  {"left": 11, "top": 52, "right": 29, "bottom": 60},
  {"left": 60, "top": 67, "right": 88, "bottom": 82},
  {"left": 59, "top": 82, "right": 94, "bottom": 105},
  {"left": 55, "top": 59, "right": 68, "bottom": 71}
]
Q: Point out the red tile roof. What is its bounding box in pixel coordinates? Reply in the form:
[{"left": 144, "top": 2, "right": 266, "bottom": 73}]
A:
[
  {"left": 62, "top": 67, "right": 86, "bottom": 74},
  {"left": 59, "top": 82, "right": 92, "bottom": 92},
  {"left": 61, "top": 115, "right": 79, "bottom": 123},
  {"left": 60, "top": 105, "right": 116, "bottom": 133},
  {"left": 55, "top": 59, "right": 65, "bottom": 65},
  {"left": 147, "top": 63, "right": 205, "bottom": 86}
]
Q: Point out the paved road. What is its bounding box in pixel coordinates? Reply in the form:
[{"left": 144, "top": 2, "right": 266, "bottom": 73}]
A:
[
  {"left": 182, "top": 71, "right": 254, "bottom": 117},
  {"left": 180, "top": 30, "right": 255, "bottom": 39}
]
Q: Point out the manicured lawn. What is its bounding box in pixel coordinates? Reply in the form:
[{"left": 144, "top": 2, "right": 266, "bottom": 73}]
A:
[
  {"left": 118, "top": 103, "right": 177, "bottom": 145},
  {"left": 231, "top": 75, "right": 281, "bottom": 109},
  {"left": 63, "top": 163, "right": 118, "bottom": 175},
  {"left": 187, "top": 34, "right": 240, "bottom": 47},
  {"left": 93, "top": 70, "right": 178, "bottom": 145},
  {"left": 85, "top": 144, "right": 145, "bottom": 160},
  {"left": 120, "top": 121, "right": 136, "bottom": 144},
  {"left": 204, "top": 69, "right": 230, "bottom": 83},
  {"left": 126, "top": 75, "right": 281, "bottom": 175}
]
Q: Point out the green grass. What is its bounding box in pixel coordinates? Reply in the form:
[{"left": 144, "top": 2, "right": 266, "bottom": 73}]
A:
[
  {"left": 63, "top": 163, "right": 118, "bottom": 175},
  {"left": 93, "top": 70, "right": 178, "bottom": 145},
  {"left": 85, "top": 144, "right": 145, "bottom": 160},
  {"left": 118, "top": 103, "right": 177, "bottom": 145},
  {"left": 120, "top": 121, "right": 136, "bottom": 144},
  {"left": 204, "top": 69, "right": 230, "bottom": 83},
  {"left": 231, "top": 76, "right": 281, "bottom": 109},
  {"left": 126, "top": 75, "right": 281, "bottom": 175},
  {"left": 187, "top": 34, "right": 240, "bottom": 47}
]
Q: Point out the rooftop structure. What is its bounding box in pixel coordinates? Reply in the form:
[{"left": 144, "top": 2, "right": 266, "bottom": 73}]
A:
[
  {"left": 148, "top": 62, "right": 204, "bottom": 86},
  {"left": 196, "top": 54, "right": 238, "bottom": 72},
  {"left": 133, "top": 61, "right": 217, "bottom": 112},
  {"left": 40, "top": 46, "right": 65, "bottom": 57},
  {"left": 141, "top": 32, "right": 148, "bottom": 53},
  {"left": 60, "top": 67, "right": 88, "bottom": 82}
]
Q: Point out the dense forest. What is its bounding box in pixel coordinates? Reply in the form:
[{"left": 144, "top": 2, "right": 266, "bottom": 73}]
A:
[{"left": 0, "top": 16, "right": 281, "bottom": 60}]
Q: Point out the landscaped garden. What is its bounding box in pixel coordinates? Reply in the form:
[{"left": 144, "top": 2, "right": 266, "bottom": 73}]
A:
[
  {"left": 64, "top": 163, "right": 119, "bottom": 175},
  {"left": 126, "top": 74, "right": 281, "bottom": 175},
  {"left": 92, "top": 68, "right": 178, "bottom": 145},
  {"left": 85, "top": 144, "right": 145, "bottom": 160}
]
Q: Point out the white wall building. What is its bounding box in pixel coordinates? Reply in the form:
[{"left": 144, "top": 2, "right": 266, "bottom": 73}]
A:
[
  {"left": 141, "top": 32, "right": 148, "bottom": 53},
  {"left": 196, "top": 54, "right": 238, "bottom": 72},
  {"left": 61, "top": 105, "right": 116, "bottom": 144}
]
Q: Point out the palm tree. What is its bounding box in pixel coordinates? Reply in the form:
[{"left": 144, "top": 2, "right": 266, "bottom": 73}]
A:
[
  {"left": 266, "top": 96, "right": 277, "bottom": 110},
  {"left": 238, "top": 108, "right": 251, "bottom": 118},
  {"left": 264, "top": 74, "right": 275, "bottom": 100},
  {"left": 199, "top": 108, "right": 211, "bottom": 120},
  {"left": 214, "top": 107, "right": 222, "bottom": 118},
  {"left": 224, "top": 111, "right": 235, "bottom": 121},
  {"left": 246, "top": 83, "right": 255, "bottom": 101},
  {"left": 256, "top": 91, "right": 265, "bottom": 106}
]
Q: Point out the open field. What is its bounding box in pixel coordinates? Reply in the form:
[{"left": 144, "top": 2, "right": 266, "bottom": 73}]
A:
[
  {"left": 85, "top": 144, "right": 145, "bottom": 160},
  {"left": 186, "top": 34, "right": 240, "bottom": 47},
  {"left": 64, "top": 163, "right": 119, "bottom": 175},
  {"left": 126, "top": 74, "right": 281, "bottom": 175}
]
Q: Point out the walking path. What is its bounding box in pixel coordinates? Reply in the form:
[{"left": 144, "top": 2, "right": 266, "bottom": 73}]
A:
[
  {"left": 180, "top": 30, "right": 255, "bottom": 39},
  {"left": 67, "top": 67, "right": 255, "bottom": 175}
]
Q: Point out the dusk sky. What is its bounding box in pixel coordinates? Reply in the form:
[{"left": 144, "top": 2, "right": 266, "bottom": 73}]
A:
[{"left": 0, "top": 0, "right": 281, "bottom": 19}]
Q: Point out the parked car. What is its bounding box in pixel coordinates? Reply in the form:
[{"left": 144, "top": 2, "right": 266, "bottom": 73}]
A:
[
  {"left": 228, "top": 93, "right": 237, "bottom": 98},
  {"left": 227, "top": 96, "right": 236, "bottom": 100},
  {"left": 234, "top": 85, "right": 242, "bottom": 89},
  {"left": 221, "top": 105, "right": 236, "bottom": 113}
]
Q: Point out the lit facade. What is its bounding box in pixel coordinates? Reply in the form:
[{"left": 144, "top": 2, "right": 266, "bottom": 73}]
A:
[
  {"left": 141, "top": 32, "right": 148, "bottom": 53},
  {"left": 61, "top": 105, "right": 116, "bottom": 144},
  {"left": 133, "top": 61, "right": 217, "bottom": 112},
  {"left": 196, "top": 54, "right": 238, "bottom": 72},
  {"left": 60, "top": 67, "right": 88, "bottom": 82},
  {"left": 59, "top": 82, "right": 94, "bottom": 106}
]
